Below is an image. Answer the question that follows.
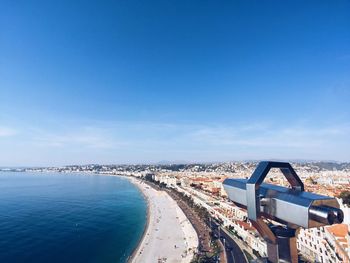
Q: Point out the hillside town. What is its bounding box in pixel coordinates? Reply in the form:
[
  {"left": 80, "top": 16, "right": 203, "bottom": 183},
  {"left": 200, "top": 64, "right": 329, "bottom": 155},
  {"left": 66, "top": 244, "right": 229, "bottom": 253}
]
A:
[{"left": 3, "top": 161, "right": 350, "bottom": 262}]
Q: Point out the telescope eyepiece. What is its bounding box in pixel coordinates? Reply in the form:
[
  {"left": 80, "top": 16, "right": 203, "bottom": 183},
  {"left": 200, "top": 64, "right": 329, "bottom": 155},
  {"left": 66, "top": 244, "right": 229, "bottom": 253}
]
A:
[
  {"left": 309, "top": 206, "right": 344, "bottom": 225},
  {"left": 332, "top": 207, "right": 344, "bottom": 224}
]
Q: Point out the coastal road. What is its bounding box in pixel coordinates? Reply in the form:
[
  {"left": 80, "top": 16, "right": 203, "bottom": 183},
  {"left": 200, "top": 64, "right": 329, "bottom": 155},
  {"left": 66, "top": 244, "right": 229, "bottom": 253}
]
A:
[{"left": 211, "top": 221, "right": 248, "bottom": 263}]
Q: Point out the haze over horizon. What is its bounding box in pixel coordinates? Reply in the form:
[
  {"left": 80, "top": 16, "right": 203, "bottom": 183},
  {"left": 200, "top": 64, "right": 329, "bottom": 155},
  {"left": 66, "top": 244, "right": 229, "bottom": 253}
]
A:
[{"left": 1, "top": 1, "right": 350, "bottom": 166}]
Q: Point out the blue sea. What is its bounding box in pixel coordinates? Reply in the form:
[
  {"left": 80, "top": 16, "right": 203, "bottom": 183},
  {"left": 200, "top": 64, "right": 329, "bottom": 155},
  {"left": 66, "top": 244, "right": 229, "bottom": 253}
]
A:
[{"left": 0, "top": 172, "right": 147, "bottom": 263}]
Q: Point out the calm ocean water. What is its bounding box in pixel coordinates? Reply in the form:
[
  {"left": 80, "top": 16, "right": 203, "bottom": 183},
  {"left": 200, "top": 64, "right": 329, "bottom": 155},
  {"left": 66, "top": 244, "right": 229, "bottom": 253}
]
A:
[{"left": 0, "top": 172, "right": 147, "bottom": 263}]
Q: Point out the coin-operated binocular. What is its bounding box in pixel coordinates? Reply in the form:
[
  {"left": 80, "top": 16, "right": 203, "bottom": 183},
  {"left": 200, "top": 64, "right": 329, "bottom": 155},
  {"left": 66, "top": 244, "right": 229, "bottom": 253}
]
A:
[{"left": 223, "top": 161, "right": 343, "bottom": 263}]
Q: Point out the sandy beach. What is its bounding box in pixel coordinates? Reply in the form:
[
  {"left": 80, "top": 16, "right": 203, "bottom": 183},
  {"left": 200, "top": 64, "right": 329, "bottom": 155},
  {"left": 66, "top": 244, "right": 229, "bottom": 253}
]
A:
[{"left": 129, "top": 178, "right": 198, "bottom": 263}]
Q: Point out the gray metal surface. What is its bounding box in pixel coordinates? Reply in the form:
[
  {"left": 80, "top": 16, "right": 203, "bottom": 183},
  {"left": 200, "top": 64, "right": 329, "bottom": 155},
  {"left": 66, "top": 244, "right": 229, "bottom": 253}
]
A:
[{"left": 223, "top": 178, "right": 342, "bottom": 228}]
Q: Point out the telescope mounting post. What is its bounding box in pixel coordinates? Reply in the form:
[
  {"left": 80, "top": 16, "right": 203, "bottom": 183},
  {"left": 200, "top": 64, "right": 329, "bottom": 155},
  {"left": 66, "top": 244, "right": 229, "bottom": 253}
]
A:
[{"left": 252, "top": 221, "right": 298, "bottom": 263}]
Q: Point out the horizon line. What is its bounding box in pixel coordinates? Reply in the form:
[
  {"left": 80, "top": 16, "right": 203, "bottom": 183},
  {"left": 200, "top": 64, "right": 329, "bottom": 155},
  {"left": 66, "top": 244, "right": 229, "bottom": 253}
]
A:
[{"left": 1, "top": 158, "right": 350, "bottom": 169}]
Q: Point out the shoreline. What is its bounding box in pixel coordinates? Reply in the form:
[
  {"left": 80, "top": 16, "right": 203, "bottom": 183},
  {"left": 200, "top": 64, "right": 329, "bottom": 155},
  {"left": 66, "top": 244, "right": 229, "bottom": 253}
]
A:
[
  {"left": 126, "top": 177, "right": 150, "bottom": 262},
  {"left": 127, "top": 177, "right": 198, "bottom": 263}
]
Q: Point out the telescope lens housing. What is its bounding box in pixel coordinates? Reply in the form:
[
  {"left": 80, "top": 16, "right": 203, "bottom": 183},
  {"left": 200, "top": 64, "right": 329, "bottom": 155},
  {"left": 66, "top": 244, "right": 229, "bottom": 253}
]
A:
[{"left": 309, "top": 206, "right": 343, "bottom": 225}]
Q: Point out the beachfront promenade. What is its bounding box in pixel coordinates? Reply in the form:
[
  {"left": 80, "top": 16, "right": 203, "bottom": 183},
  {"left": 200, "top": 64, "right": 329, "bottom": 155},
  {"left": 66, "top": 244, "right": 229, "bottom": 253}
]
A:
[{"left": 130, "top": 179, "right": 198, "bottom": 263}]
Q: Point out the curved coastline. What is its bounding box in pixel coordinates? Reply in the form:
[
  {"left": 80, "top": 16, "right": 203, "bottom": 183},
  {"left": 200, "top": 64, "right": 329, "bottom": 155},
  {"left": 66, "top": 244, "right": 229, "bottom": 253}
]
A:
[
  {"left": 126, "top": 177, "right": 198, "bottom": 263},
  {"left": 126, "top": 177, "right": 150, "bottom": 262}
]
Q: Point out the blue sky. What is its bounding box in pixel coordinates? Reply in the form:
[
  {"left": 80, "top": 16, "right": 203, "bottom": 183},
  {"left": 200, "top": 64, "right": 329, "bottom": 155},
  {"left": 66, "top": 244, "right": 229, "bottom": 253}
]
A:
[{"left": 1, "top": 0, "right": 350, "bottom": 166}]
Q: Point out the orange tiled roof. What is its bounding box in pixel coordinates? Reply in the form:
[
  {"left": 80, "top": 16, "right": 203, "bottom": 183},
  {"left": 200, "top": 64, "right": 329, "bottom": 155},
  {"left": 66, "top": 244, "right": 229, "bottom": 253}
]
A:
[
  {"left": 234, "top": 220, "right": 255, "bottom": 231},
  {"left": 191, "top": 177, "right": 213, "bottom": 182},
  {"left": 338, "top": 237, "right": 347, "bottom": 243},
  {"left": 326, "top": 224, "right": 348, "bottom": 238}
]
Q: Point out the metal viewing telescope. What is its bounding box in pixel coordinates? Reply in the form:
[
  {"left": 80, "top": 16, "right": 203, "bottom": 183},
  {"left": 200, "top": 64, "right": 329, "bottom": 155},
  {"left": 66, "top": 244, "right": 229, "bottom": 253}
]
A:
[{"left": 223, "top": 161, "right": 343, "bottom": 263}]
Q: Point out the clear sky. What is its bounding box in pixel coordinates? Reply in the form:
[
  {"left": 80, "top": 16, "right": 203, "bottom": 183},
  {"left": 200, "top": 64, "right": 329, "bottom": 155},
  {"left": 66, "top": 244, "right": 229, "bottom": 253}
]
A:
[{"left": 1, "top": 0, "right": 350, "bottom": 166}]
